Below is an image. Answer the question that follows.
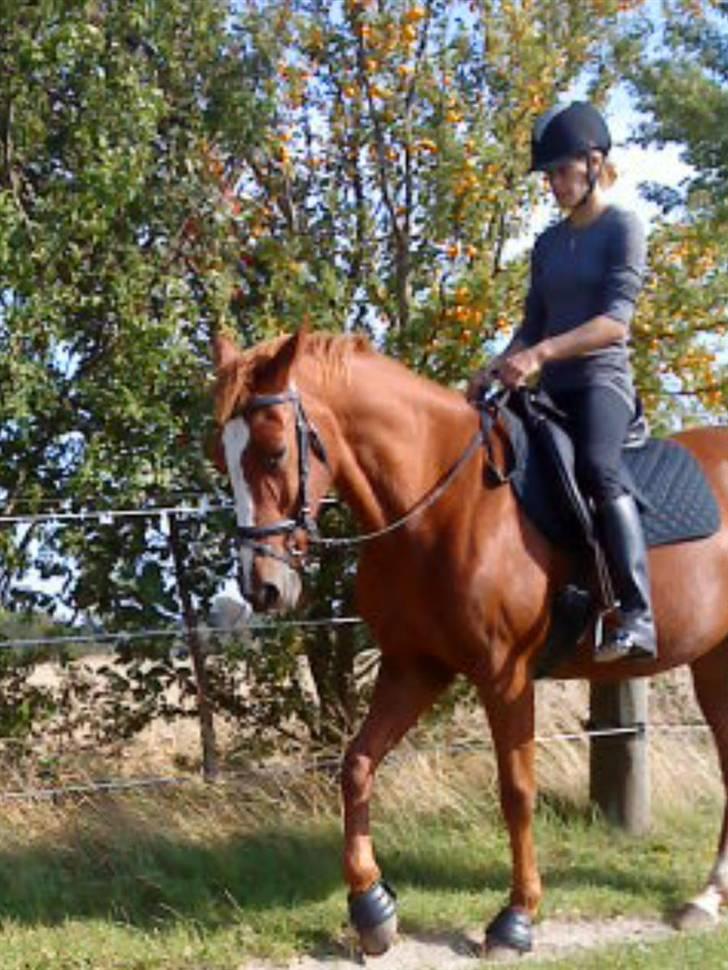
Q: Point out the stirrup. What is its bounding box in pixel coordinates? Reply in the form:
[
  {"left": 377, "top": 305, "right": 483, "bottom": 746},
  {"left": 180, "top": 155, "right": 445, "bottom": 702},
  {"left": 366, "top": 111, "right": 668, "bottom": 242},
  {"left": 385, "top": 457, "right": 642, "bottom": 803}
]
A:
[{"left": 594, "top": 617, "right": 657, "bottom": 664}]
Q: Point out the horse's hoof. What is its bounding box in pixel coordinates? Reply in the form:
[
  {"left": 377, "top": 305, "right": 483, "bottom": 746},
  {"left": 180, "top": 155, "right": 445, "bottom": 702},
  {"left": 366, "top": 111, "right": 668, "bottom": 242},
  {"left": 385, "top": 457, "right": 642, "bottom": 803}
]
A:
[
  {"left": 348, "top": 880, "right": 398, "bottom": 956},
  {"left": 485, "top": 906, "right": 533, "bottom": 954},
  {"left": 673, "top": 902, "right": 719, "bottom": 931}
]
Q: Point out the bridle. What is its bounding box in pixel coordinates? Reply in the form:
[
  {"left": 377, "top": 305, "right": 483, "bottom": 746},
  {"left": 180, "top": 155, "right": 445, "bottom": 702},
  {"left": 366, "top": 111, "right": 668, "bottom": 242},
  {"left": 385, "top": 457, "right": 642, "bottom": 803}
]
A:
[
  {"left": 232, "top": 386, "right": 507, "bottom": 568},
  {"left": 235, "top": 388, "right": 329, "bottom": 568}
]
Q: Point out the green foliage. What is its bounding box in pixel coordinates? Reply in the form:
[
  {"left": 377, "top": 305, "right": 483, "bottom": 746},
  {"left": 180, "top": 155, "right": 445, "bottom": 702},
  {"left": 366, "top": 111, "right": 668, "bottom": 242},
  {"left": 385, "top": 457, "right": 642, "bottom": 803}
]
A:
[
  {"left": 0, "top": 611, "right": 72, "bottom": 749},
  {"left": 0, "top": 0, "right": 259, "bottom": 750},
  {"left": 632, "top": 0, "right": 728, "bottom": 212},
  {"left": 0, "top": 0, "right": 244, "bottom": 571},
  {"left": 1, "top": 0, "right": 726, "bottom": 762},
  {"left": 628, "top": 0, "right": 728, "bottom": 424}
]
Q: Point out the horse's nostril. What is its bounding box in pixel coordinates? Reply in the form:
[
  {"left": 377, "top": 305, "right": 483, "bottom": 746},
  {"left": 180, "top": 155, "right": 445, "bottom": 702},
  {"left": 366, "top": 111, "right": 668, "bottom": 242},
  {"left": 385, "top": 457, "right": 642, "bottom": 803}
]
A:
[{"left": 258, "top": 583, "right": 280, "bottom": 611}]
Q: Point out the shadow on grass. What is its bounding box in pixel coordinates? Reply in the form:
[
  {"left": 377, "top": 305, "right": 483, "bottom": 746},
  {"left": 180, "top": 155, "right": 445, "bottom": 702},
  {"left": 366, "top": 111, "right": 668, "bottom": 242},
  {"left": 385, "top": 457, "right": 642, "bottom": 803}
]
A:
[
  {"left": 383, "top": 848, "right": 511, "bottom": 895},
  {"left": 0, "top": 803, "right": 344, "bottom": 930},
  {"left": 0, "top": 791, "right": 699, "bottom": 939}
]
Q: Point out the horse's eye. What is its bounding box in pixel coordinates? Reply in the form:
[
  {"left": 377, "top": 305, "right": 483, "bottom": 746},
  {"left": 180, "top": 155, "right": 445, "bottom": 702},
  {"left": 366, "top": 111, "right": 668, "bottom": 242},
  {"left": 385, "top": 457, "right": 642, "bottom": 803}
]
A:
[{"left": 265, "top": 447, "right": 287, "bottom": 470}]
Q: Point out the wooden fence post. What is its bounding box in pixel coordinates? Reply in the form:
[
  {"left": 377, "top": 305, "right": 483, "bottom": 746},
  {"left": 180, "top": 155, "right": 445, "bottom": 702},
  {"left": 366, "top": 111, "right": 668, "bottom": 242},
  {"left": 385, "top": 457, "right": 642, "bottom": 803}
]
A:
[
  {"left": 168, "top": 512, "right": 219, "bottom": 782},
  {"left": 589, "top": 679, "right": 650, "bottom": 834}
]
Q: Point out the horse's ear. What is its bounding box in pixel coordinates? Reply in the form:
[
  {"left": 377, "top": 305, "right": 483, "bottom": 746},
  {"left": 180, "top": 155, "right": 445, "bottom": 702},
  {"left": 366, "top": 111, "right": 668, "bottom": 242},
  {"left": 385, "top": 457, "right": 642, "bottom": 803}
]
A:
[
  {"left": 260, "top": 328, "right": 307, "bottom": 387},
  {"left": 213, "top": 331, "right": 240, "bottom": 372}
]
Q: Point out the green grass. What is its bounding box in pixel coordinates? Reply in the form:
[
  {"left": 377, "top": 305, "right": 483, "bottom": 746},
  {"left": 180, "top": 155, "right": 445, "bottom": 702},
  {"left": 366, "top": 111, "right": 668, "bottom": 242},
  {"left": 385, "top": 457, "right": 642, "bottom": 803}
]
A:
[
  {"left": 529, "top": 927, "right": 728, "bottom": 969},
  {"left": 0, "top": 779, "right": 724, "bottom": 968}
]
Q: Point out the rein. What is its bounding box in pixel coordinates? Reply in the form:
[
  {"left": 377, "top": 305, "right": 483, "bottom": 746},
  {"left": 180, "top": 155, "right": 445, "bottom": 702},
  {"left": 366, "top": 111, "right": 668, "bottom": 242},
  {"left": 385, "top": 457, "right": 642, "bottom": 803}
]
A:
[
  {"left": 233, "top": 387, "right": 506, "bottom": 564},
  {"left": 312, "top": 429, "right": 484, "bottom": 549}
]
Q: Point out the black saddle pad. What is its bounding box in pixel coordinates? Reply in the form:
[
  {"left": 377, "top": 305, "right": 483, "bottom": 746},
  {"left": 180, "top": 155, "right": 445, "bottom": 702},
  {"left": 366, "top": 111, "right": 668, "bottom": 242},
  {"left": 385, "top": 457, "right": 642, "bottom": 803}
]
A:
[{"left": 501, "top": 402, "right": 721, "bottom": 550}]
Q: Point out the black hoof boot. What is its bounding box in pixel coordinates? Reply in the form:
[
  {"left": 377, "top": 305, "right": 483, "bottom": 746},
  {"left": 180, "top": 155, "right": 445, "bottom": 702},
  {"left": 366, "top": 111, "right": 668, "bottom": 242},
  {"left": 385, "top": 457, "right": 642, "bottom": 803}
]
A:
[
  {"left": 348, "top": 880, "right": 398, "bottom": 956},
  {"left": 485, "top": 906, "right": 533, "bottom": 954}
]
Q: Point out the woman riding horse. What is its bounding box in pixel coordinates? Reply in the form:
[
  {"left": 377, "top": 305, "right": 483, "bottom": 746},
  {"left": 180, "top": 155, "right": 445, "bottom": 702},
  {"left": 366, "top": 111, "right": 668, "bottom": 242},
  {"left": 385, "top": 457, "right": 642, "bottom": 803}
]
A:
[
  {"left": 213, "top": 106, "right": 728, "bottom": 961},
  {"left": 469, "top": 101, "right": 656, "bottom": 664}
]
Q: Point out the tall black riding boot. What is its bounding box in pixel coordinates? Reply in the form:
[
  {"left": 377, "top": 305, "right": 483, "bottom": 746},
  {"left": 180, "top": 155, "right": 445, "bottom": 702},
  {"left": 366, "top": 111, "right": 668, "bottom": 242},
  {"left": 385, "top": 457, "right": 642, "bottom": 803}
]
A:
[{"left": 594, "top": 493, "right": 657, "bottom": 663}]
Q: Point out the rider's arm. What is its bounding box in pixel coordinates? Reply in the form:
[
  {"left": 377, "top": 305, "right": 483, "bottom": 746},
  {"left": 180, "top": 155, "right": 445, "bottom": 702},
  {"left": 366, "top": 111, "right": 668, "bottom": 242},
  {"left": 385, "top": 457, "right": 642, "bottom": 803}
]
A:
[
  {"left": 489, "top": 244, "right": 545, "bottom": 367},
  {"left": 533, "top": 210, "right": 646, "bottom": 365},
  {"left": 534, "top": 313, "right": 625, "bottom": 364}
]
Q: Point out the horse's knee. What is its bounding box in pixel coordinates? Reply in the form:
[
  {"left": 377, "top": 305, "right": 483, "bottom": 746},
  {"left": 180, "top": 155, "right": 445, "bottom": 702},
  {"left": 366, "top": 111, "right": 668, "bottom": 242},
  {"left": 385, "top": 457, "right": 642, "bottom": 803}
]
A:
[
  {"left": 341, "top": 749, "right": 374, "bottom": 802},
  {"left": 499, "top": 776, "right": 536, "bottom": 821}
]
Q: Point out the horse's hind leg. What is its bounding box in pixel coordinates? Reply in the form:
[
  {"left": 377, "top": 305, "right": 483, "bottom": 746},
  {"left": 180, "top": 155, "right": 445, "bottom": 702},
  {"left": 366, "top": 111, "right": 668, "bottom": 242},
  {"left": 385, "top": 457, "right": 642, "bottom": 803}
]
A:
[
  {"left": 342, "top": 654, "right": 453, "bottom": 954},
  {"left": 676, "top": 642, "right": 728, "bottom": 928}
]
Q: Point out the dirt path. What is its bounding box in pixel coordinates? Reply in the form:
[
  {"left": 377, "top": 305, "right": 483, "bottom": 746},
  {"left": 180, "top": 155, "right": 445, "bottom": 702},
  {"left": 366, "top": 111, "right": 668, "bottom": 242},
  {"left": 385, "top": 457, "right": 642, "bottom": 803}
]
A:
[{"left": 244, "top": 916, "right": 677, "bottom": 969}]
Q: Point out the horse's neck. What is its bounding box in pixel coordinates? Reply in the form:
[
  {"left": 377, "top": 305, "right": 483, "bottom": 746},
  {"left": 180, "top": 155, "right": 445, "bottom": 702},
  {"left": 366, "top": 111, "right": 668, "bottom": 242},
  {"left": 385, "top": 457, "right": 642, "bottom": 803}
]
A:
[{"left": 302, "top": 354, "right": 477, "bottom": 532}]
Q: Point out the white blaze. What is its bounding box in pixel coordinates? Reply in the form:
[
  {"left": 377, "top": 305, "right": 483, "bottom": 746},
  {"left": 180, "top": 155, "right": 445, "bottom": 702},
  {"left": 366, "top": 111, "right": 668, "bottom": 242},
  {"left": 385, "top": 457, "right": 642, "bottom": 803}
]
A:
[{"left": 222, "top": 417, "right": 255, "bottom": 594}]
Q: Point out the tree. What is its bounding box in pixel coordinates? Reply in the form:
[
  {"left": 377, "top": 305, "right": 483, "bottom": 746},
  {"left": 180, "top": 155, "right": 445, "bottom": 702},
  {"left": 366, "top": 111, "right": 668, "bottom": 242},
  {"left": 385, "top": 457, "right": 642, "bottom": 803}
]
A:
[
  {"left": 627, "top": 0, "right": 728, "bottom": 427},
  {"left": 0, "top": 0, "right": 273, "bottom": 769},
  {"left": 4, "top": 0, "right": 723, "bottom": 766},
  {"left": 226, "top": 0, "right": 651, "bottom": 382}
]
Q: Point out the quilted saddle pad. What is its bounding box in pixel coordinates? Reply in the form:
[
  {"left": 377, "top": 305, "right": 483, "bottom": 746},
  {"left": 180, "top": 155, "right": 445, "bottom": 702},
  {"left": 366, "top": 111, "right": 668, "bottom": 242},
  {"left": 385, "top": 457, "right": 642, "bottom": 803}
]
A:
[{"left": 501, "top": 405, "right": 721, "bottom": 550}]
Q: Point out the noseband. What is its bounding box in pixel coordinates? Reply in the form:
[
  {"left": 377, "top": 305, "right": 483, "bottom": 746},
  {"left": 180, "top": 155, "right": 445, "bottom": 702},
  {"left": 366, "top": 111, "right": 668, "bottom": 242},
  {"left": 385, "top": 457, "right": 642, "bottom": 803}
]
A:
[{"left": 235, "top": 388, "right": 329, "bottom": 567}]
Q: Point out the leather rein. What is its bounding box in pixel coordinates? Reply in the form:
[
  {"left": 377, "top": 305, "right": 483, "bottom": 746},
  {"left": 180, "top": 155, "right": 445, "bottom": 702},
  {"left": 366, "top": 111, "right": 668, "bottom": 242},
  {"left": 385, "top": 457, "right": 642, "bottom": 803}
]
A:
[{"left": 235, "top": 387, "right": 507, "bottom": 567}]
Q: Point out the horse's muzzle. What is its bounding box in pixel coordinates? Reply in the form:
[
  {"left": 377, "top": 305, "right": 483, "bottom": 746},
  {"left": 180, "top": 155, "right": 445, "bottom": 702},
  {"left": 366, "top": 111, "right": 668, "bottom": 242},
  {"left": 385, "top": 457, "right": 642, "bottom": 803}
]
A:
[{"left": 240, "top": 559, "right": 302, "bottom": 614}]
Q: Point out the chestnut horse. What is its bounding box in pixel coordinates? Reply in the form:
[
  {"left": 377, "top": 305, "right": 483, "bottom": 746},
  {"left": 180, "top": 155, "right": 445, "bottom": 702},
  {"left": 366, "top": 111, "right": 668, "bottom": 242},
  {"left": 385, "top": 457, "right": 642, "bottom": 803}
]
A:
[{"left": 213, "top": 328, "right": 728, "bottom": 956}]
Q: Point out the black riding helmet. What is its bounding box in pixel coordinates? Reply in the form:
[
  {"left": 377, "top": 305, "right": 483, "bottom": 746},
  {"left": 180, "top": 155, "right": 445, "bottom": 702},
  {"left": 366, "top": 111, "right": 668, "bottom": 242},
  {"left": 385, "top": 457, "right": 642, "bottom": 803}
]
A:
[{"left": 530, "top": 101, "right": 612, "bottom": 173}]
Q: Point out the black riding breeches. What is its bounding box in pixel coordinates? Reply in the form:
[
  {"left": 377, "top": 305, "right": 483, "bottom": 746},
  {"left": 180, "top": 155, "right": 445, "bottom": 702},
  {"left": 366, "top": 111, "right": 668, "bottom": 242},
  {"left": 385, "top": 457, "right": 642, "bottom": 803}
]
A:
[{"left": 549, "top": 385, "right": 633, "bottom": 506}]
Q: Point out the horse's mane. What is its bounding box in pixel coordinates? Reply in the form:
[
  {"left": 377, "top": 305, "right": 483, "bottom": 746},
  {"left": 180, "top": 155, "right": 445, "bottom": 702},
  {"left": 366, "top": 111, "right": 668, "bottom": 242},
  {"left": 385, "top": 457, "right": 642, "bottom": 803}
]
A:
[{"left": 214, "top": 330, "right": 372, "bottom": 425}]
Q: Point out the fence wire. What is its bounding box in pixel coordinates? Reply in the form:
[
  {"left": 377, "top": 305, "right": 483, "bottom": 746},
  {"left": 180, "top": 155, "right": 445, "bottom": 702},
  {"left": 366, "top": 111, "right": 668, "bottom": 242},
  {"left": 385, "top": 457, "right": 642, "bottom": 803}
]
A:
[
  {"left": 0, "top": 721, "right": 711, "bottom": 804},
  {"left": 0, "top": 499, "right": 716, "bottom": 805},
  {"left": 0, "top": 615, "right": 363, "bottom": 651},
  {"left": 0, "top": 494, "right": 341, "bottom": 526}
]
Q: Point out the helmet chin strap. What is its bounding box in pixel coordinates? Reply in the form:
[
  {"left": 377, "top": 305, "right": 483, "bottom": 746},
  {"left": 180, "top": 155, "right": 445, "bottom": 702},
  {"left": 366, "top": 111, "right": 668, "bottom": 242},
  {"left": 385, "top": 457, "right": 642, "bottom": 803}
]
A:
[{"left": 572, "top": 153, "right": 601, "bottom": 211}]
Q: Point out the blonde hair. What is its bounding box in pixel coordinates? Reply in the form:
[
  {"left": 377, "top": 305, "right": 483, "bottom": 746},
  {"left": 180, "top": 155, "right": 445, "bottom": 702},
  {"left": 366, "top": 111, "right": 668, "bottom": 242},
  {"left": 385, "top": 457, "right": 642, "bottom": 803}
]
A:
[{"left": 593, "top": 151, "right": 618, "bottom": 188}]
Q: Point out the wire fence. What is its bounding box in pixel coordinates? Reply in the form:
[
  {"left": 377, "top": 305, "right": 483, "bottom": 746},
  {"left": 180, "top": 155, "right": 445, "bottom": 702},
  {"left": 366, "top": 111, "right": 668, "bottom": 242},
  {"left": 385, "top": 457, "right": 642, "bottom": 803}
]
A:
[
  {"left": 0, "top": 497, "right": 716, "bottom": 807},
  {"left": 0, "top": 720, "right": 712, "bottom": 804},
  {"left": 0, "top": 500, "right": 230, "bottom": 526},
  {"left": 0, "top": 494, "right": 341, "bottom": 526},
  {"left": 0, "top": 615, "right": 363, "bottom": 652}
]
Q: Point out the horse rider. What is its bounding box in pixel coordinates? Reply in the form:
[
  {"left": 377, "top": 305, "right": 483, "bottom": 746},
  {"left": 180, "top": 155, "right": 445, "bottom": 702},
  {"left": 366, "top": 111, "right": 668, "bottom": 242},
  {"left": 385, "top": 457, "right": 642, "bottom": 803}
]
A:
[{"left": 469, "top": 101, "right": 657, "bottom": 663}]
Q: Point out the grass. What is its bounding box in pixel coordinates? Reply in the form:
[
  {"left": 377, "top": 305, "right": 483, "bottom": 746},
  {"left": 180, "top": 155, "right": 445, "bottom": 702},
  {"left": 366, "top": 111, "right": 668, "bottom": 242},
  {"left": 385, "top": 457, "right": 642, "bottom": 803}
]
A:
[
  {"left": 0, "top": 757, "right": 723, "bottom": 969},
  {"left": 528, "top": 926, "right": 728, "bottom": 969},
  {"left": 0, "top": 670, "right": 724, "bottom": 968}
]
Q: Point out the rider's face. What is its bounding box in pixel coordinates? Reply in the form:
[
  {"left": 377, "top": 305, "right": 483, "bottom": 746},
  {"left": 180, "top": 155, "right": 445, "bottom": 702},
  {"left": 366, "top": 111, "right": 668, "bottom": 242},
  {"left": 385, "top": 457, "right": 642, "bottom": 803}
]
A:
[{"left": 546, "top": 156, "right": 591, "bottom": 209}]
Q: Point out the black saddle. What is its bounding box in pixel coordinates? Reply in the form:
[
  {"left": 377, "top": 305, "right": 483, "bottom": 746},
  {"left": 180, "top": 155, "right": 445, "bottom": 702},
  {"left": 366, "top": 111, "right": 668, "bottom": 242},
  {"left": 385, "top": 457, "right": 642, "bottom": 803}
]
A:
[
  {"left": 479, "top": 388, "right": 721, "bottom": 677},
  {"left": 489, "top": 388, "right": 720, "bottom": 552}
]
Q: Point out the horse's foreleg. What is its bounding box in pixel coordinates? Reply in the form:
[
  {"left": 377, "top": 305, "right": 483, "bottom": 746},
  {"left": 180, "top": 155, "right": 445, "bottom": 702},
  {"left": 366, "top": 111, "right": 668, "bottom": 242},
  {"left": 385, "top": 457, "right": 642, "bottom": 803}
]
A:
[
  {"left": 479, "top": 679, "right": 540, "bottom": 954},
  {"left": 342, "top": 654, "right": 453, "bottom": 954},
  {"left": 677, "top": 644, "right": 728, "bottom": 928}
]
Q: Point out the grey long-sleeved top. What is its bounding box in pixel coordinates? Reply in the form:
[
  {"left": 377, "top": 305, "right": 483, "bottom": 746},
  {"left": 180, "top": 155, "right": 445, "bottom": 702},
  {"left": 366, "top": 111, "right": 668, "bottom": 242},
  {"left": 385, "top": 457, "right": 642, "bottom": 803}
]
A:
[{"left": 518, "top": 205, "right": 647, "bottom": 406}]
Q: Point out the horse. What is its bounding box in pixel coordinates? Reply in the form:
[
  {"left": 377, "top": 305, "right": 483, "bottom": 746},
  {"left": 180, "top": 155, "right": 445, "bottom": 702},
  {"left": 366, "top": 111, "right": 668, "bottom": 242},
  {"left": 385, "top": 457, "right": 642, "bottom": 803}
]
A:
[{"left": 212, "top": 326, "right": 728, "bottom": 956}]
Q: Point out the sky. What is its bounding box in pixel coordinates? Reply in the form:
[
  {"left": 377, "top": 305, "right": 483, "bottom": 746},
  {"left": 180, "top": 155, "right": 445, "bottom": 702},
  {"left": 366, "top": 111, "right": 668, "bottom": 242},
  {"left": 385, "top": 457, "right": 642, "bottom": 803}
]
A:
[{"left": 605, "top": 84, "right": 693, "bottom": 232}]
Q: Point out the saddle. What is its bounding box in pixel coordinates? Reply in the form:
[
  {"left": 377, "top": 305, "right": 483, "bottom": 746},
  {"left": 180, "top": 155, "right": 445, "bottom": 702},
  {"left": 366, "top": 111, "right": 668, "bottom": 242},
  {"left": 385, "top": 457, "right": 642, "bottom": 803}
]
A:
[{"left": 480, "top": 388, "right": 721, "bottom": 676}]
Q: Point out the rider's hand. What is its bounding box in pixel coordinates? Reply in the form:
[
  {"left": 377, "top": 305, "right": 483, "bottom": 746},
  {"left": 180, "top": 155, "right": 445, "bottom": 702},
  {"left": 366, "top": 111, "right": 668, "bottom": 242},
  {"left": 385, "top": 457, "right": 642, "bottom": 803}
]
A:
[{"left": 498, "top": 348, "right": 542, "bottom": 389}]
